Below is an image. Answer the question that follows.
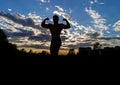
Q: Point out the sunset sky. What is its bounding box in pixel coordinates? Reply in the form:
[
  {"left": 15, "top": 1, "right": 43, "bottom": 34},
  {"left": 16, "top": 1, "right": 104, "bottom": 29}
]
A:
[{"left": 0, "top": 0, "right": 120, "bottom": 51}]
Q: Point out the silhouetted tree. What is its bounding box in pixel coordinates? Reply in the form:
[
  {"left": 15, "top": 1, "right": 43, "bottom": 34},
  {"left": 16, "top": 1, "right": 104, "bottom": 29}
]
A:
[
  {"left": 0, "top": 28, "right": 19, "bottom": 64},
  {"left": 67, "top": 49, "right": 75, "bottom": 55},
  {"left": 93, "top": 42, "right": 102, "bottom": 50},
  {"left": 29, "top": 49, "right": 33, "bottom": 54},
  {"left": 0, "top": 29, "right": 8, "bottom": 44},
  {"left": 41, "top": 50, "right": 49, "bottom": 55}
]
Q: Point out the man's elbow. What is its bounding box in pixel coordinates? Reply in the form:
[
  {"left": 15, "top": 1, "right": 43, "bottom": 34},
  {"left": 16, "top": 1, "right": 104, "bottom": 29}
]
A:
[
  {"left": 64, "top": 26, "right": 70, "bottom": 29},
  {"left": 67, "top": 25, "right": 71, "bottom": 28},
  {"left": 41, "top": 24, "right": 45, "bottom": 28},
  {"left": 69, "top": 25, "right": 71, "bottom": 28}
]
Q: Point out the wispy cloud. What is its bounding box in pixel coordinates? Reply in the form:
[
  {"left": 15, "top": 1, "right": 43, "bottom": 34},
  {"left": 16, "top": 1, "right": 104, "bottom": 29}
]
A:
[
  {"left": 89, "top": 0, "right": 104, "bottom": 5},
  {"left": 55, "top": 5, "right": 64, "bottom": 12},
  {"left": 85, "top": 7, "right": 108, "bottom": 30},
  {"left": 90, "top": 0, "right": 98, "bottom": 5},
  {"left": 0, "top": 11, "right": 34, "bottom": 27},
  {"left": 113, "top": 20, "right": 120, "bottom": 31},
  {"left": 8, "top": 8, "right": 12, "bottom": 12},
  {"left": 0, "top": 11, "right": 43, "bottom": 30},
  {"left": 97, "top": 36, "right": 120, "bottom": 40},
  {"left": 39, "top": 0, "right": 50, "bottom": 3},
  {"left": 46, "top": 7, "right": 49, "bottom": 11}
]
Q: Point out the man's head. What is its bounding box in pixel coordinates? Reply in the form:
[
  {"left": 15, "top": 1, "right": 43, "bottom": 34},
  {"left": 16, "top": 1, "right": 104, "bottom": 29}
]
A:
[{"left": 53, "top": 15, "right": 59, "bottom": 23}]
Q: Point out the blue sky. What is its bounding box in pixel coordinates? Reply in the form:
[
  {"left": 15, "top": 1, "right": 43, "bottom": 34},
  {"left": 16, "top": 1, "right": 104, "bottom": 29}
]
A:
[{"left": 0, "top": 0, "right": 120, "bottom": 50}]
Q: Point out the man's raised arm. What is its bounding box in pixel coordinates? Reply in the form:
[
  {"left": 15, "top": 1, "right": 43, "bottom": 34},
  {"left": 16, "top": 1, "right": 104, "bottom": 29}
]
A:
[
  {"left": 63, "top": 18, "right": 71, "bottom": 29},
  {"left": 41, "top": 18, "right": 50, "bottom": 28}
]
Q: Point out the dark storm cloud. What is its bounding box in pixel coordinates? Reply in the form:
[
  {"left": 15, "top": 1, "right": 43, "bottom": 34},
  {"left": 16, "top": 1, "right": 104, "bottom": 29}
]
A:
[
  {"left": 66, "top": 42, "right": 93, "bottom": 49},
  {"left": 28, "top": 34, "right": 69, "bottom": 42},
  {"left": 19, "top": 44, "right": 49, "bottom": 49},
  {"left": 28, "top": 34, "right": 51, "bottom": 41},
  {"left": 0, "top": 11, "right": 41, "bottom": 28},
  {"left": 86, "top": 32, "right": 101, "bottom": 38},
  {"left": 61, "top": 35, "right": 69, "bottom": 41},
  {"left": 4, "top": 27, "right": 34, "bottom": 38},
  {"left": 97, "top": 37, "right": 120, "bottom": 40},
  {"left": 78, "top": 42, "right": 93, "bottom": 47}
]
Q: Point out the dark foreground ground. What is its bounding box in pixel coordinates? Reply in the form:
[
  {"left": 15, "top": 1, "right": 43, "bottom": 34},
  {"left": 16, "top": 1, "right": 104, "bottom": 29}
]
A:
[
  {"left": 15, "top": 53, "right": 120, "bottom": 64},
  {"left": 2, "top": 48, "right": 120, "bottom": 64}
]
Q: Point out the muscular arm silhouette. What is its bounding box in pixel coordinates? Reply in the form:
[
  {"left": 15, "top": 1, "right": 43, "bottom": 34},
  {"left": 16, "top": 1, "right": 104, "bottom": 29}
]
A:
[
  {"left": 63, "top": 18, "right": 71, "bottom": 29},
  {"left": 41, "top": 18, "right": 50, "bottom": 28}
]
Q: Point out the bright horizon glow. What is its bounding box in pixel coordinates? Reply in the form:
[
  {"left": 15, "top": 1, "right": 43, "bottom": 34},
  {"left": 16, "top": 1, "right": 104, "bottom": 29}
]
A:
[{"left": 0, "top": 0, "right": 120, "bottom": 52}]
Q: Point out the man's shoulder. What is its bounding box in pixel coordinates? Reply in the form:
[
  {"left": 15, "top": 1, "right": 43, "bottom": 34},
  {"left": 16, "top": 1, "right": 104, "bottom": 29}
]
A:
[
  {"left": 47, "top": 24, "right": 53, "bottom": 27},
  {"left": 59, "top": 23, "right": 65, "bottom": 26}
]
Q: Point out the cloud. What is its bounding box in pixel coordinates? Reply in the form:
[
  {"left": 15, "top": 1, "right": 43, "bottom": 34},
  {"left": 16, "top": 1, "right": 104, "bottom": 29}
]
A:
[
  {"left": 40, "top": 0, "right": 50, "bottom": 3},
  {"left": 113, "top": 20, "right": 120, "bottom": 31},
  {"left": 55, "top": 5, "right": 64, "bottom": 12},
  {"left": 97, "top": 37, "right": 120, "bottom": 40},
  {"left": 68, "top": 8, "right": 72, "bottom": 13},
  {"left": 19, "top": 44, "right": 49, "bottom": 49},
  {"left": 8, "top": 8, "right": 12, "bottom": 12},
  {"left": 5, "top": 27, "right": 34, "bottom": 38},
  {"left": 28, "top": 34, "right": 51, "bottom": 41},
  {"left": 90, "top": 0, "right": 98, "bottom": 5},
  {"left": 0, "top": 11, "right": 43, "bottom": 29},
  {"left": 86, "top": 32, "right": 102, "bottom": 38},
  {"left": 89, "top": 0, "right": 104, "bottom": 5},
  {"left": 0, "top": 12, "right": 51, "bottom": 49},
  {"left": 40, "top": 0, "right": 46, "bottom": 3},
  {"left": 46, "top": 7, "right": 49, "bottom": 11},
  {"left": 0, "top": 14, "right": 43, "bottom": 34},
  {"left": 85, "top": 7, "right": 108, "bottom": 30},
  {"left": 0, "top": 11, "right": 34, "bottom": 27}
]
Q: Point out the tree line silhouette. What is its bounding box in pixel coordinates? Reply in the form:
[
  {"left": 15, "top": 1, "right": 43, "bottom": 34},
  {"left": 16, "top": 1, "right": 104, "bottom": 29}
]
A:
[{"left": 0, "top": 28, "right": 120, "bottom": 64}]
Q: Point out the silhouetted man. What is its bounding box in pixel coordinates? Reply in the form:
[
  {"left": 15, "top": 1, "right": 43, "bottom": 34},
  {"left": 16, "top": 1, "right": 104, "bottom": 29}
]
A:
[{"left": 41, "top": 15, "right": 71, "bottom": 56}]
